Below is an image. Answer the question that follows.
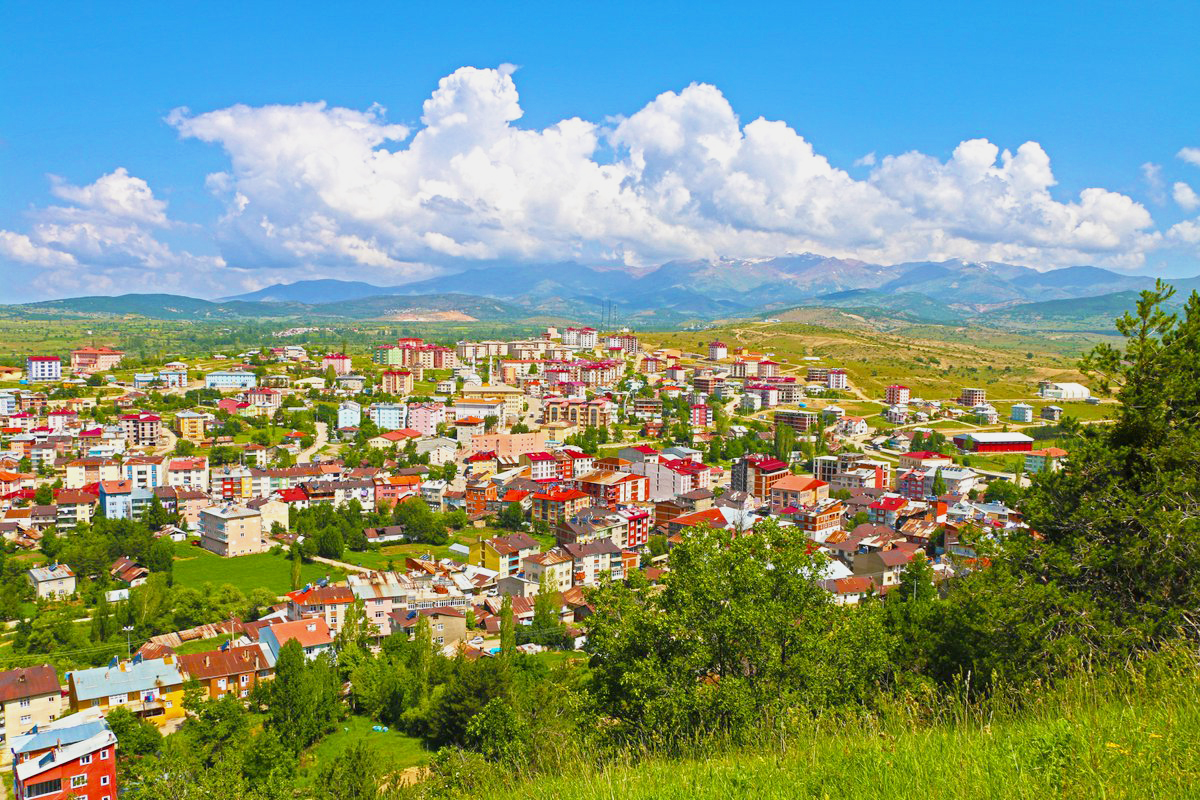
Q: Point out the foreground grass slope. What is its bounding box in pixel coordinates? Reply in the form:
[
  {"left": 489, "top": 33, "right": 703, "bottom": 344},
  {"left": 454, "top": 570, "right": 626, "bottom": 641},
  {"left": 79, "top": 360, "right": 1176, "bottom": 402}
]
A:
[{"left": 462, "top": 655, "right": 1200, "bottom": 800}]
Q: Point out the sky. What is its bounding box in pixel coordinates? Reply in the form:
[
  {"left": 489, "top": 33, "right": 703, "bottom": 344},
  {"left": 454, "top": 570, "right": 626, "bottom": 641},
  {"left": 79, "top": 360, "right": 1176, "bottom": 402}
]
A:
[{"left": 2, "top": 1, "right": 1200, "bottom": 302}]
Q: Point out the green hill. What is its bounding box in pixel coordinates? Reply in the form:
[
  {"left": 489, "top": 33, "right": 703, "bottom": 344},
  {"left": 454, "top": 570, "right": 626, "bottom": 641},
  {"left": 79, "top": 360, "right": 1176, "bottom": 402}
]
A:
[{"left": 447, "top": 653, "right": 1200, "bottom": 800}]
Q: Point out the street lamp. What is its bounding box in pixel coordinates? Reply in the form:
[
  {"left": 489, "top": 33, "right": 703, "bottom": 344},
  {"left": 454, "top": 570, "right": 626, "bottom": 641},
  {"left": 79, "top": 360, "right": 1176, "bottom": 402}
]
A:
[{"left": 123, "top": 625, "right": 135, "bottom": 657}]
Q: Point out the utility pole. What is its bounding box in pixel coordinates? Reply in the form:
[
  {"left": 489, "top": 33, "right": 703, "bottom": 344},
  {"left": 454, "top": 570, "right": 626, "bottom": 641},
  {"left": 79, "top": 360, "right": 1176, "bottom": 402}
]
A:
[{"left": 123, "top": 625, "right": 134, "bottom": 658}]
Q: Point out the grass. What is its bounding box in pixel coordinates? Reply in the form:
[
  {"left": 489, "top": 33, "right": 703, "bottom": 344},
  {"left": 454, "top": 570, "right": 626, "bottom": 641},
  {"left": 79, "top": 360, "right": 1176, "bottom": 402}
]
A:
[
  {"left": 336, "top": 527, "right": 519, "bottom": 571},
  {"left": 464, "top": 650, "right": 1200, "bottom": 800},
  {"left": 173, "top": 633, "right": 238, "bottom": 655},
  {"left": 173, "top": 546, "right": 344, "bottom": 596},
  {"left": 297, "top": 714, "right": 430, "bottom": 787}
]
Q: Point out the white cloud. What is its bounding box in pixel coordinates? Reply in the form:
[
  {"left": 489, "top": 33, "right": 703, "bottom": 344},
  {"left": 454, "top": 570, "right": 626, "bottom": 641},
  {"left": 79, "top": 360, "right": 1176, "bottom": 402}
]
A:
[
  {"left": 2, "top": 66, "right": 1186, "bottom": 298},
  {"left": 1179, "top": 147, "right": 1200, "bottom": 167},
  {"left": 166, "top": 67, "right": 1162, "bottom": 272},
  {"left": 1174, "top": 181, "right": 1200, "bottom": 211},
  {"left": 1142, "top": 162, "right": 1165, "bottom": 204},
  {"left": 0, "top": 168, "right": 226, "bottom": 299}
]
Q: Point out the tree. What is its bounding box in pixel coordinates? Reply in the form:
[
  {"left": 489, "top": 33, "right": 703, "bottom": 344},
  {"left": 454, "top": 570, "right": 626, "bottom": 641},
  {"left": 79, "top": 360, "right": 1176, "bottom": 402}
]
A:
[
  {"left": 499, "top": 595, "right": 515, "bottom": 657},
  {"left": 265, "top": 640, "right": 340, "bottom": 750},
  {"left": 34, "top": 485, "right": 53, "bottom": 505},
  {"left": 314, "top": 741, "right": 381, "bottom": 800},
  {"left": 465, "top": 697, "right": 531, "bottom": 765},
  {"left": 773, "top": 424, "right": 795, "bottom": 462},
  {"left": 930, "top": 467, "right": 947, "bottom": 497},
  {"left": 497, "top": 501, "right": 525, "bottom": 532}
]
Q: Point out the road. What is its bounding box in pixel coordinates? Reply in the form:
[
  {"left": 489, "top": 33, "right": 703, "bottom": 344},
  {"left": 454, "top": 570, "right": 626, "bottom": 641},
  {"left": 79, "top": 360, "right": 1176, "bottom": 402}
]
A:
[{"left": 298, "top": 421, "right": 328, "bottom": 463}]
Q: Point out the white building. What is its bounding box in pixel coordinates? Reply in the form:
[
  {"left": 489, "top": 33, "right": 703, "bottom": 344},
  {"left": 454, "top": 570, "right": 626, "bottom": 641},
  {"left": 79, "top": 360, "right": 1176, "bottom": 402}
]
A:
[
  {"left": 1010, "top": 403, "right": 1034, "bottom": 423},
  {"left": 205, "top": 370, "right": 257, "bottom": 390},
  {"left": 338, "top": 401, "right": 361, "bottom": 429},
  {"left": 1038, "top": 381, "right": 1090, "bottom": 401},
  {"left": 368, "top": 402, "right": 408, "bottom": 431},
  {"left": 25, "top": 357, "right": 62, "bottom": 382}
]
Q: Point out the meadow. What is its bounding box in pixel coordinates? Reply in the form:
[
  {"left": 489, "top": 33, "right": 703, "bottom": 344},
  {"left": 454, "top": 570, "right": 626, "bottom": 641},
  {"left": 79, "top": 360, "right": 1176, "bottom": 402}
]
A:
[{"left": 173, "top": 547, "right": 344, "bottom": 596}]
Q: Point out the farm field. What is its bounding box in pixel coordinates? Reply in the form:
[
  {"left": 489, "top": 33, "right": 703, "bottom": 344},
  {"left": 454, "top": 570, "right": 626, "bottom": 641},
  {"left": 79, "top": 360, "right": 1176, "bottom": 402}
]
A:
[{"left": 173, "top": 547, "right": 344, "bottom": 596}]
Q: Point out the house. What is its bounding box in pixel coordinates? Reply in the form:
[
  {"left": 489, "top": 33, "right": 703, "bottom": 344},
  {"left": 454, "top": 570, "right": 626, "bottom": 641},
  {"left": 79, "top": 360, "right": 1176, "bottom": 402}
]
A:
[
  {"left": 1038, "top": 381, "right": 1090, "bottom": 401},
  {"left": 821, "top": 575, "right": 876, "bottom": 606},
  {"left": 175, "top": 410, "right": 207, "bottom": 443},
  {"left": 0, "top": 666, "right": 63, "bottom": 767},
  {"left": 768, "top": 474, "right": 829, "bottom": 511},
  {"left": 10, "top": 713, "right": 117, "bottom": 800},
  {"left": 337, "top": 401, "right": 361, "bottom": 429},
  {"left": 198, "top": 504, "right": 268, "bottom": 557},
  {"left": 322, "top": 353, "right": 353, "bottom": 376},
  {"left": 520, "top": 451, "right": 558, "bottom": 481},
  {"left": 389, "top": 607, "right": 468, "bottom": 647},
  {"left": 177, "top": 644, "right": 274, "bottom": 701},
  {"left": 286, "top": 585, "right": 355, "bottom": 634},
  {"left": 260, "top": 618, "right": 334, "bottom": 661},
  {"left": 109, "top": 557, "right": 149, "bottom": 586},
  {"left": 68, "top": 655, "right": 186, "bottom": 727},
  {"left": 1040, "top": 405, "right": 1064, "bottom": 422},
  {"left": 853, "top": 548, "right": 915, "bottom": 587},
  {"left": 1010, "top": 403, "right": 1034, "bottom": 423},
  {"left": 28, "top": 564, "right": 76, "bottom": 599},
  {"left": 1025, "top": 447, "right": 1068, "bottom": 474},
  {"left": 471, "top": 532, "right": 541, "bottom": 576},
  {"left": 522, "top": 549, "right": 575, "bottom": 592}
]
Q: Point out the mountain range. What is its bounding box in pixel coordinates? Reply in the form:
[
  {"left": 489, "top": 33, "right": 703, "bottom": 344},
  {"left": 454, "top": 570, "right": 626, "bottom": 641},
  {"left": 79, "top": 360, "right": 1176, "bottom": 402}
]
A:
[{"left": 4, "top": 255, "right": 1196, "bottom": 330}]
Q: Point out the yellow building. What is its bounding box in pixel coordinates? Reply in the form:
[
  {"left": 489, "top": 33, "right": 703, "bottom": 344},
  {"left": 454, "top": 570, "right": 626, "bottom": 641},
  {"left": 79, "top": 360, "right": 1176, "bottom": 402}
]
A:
[
  {"left": 68, "top": 655, "right": 187, "bottom": 728},
  {"left": 175, "top": 410, "right": 207, "bottom": 443},
  {"left": 460, "top": 384, "right": 524, "bottom": 422},
  {"left": 0, "top": 666, "right": 64, "bottom": 766}
]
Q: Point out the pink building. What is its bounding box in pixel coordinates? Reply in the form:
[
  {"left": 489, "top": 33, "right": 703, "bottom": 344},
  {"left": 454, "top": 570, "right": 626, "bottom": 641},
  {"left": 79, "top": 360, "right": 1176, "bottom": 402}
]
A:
[
  {"left": 322, "top": 353, "right": 353, "bottom": 376},
  {"left": 406, "top": 402, "right": 447, "bottom": 437},
  {"left": 885, "top": 384, "right": 911, "bottom": 405}
]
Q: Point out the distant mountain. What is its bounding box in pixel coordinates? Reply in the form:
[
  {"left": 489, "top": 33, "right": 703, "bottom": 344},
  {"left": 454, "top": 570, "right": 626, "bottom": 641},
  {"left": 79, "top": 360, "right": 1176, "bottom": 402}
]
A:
[
  {"left": 6, "top": 255, "right": 1196, "bottom": 328},
  {"left": 2, "top": 292, "right": 528, "bottom": 322},
  {"left": 223, "top": 279, "right": 400, "bottom": 304}
]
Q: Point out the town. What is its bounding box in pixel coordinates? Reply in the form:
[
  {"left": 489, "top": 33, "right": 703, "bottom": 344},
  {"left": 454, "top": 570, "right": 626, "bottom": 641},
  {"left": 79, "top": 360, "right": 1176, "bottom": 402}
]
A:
[{"left": 0, "top": 323, "right": 1100, "bottom": 796}]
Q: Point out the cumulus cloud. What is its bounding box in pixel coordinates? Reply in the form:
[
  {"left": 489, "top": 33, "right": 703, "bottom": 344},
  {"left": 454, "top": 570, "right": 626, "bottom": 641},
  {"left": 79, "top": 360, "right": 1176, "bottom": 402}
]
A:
[
  {"left": 1, "top": 66, "right": 1186, "bottom": 298},
  {"left": 164, "top": 67, "right": 1161, "bottom": 272},
  {"left": 0, "top": 168, "right": 226, "bottom": 299},
  {"left": 1179, "top": 147, "right": 1200, "bottom": 168},
  {"left": 1175, "top": 182, "right": 1200, "bottom": 212}
]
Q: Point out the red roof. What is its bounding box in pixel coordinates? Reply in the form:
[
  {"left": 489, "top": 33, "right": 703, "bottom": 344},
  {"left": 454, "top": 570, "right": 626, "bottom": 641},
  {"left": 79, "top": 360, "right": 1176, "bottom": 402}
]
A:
[
  {"left": 870, "top": 496, "right": 907, "bottom": 512},
  {"left": 524, "top": 451, "right": 555, "bottom": 462}
]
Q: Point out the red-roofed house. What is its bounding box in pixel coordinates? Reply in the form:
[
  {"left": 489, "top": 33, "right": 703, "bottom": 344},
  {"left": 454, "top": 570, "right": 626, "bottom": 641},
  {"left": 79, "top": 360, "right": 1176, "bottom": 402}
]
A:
[
  {"left": 520, "top": 451, "right": 557, "bottom": 481},
  {"left": 769, "top": 474, "right": 830, "bottom": 511},
  {"left": 532, "top": 487, "right": 590, "bottom": 525}
]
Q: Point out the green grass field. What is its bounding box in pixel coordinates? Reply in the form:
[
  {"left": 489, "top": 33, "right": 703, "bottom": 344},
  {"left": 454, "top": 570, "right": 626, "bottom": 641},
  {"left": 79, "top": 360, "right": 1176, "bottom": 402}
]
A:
[
  {"left": 465, "top": 653, "right": 1200, "bottom": 800},
  {"left": 297, "top": 715, "right": 430, "bottom": 787},
  {"left": 173, "top": 547, "right": 343, "bottom": 596}
]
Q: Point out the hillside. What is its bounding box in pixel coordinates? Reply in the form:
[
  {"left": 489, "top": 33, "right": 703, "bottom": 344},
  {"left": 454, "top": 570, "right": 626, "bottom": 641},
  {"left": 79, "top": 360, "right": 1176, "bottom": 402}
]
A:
[
  {"left": 464, "top": 663, "right": 1200, "bottom": 799},
  {"left": 0, "top": 292, "right": 529, "bottom": 322}
]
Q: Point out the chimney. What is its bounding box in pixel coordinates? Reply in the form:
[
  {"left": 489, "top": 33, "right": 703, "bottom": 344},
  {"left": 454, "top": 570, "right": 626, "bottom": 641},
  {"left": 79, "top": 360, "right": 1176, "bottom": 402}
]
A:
[{"left": 203, "top": 656, "right": 210, "bottom": 667}]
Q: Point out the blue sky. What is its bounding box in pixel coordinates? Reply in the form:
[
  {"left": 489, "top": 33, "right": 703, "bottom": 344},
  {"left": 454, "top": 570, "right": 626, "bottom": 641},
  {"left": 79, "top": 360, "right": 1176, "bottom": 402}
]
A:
[{"left": 2, "top": 1, "right": 1199, "bottom": 300}]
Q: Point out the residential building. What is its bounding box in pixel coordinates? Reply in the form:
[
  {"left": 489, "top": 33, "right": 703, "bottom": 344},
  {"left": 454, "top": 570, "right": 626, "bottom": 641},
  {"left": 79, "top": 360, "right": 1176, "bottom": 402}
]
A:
[
  {"left": 260, "top": 618, "right": 334, "bottom": 661},
  {"left": 337, "top": 401, "right": 361, "bottom": 429},
  {"left": 123, "top": 456, "right": 164, "bottom": 489},
  {"left": 531, "top": 487, "right": 590, "bottom": 525},
  {"left": 64, "top": 458, "right": 120, "bottom": 489},
  {"left": 25, "top": 356, "right": 62, "bottom": 382},
  {"left": 959, "top": 387, "right": 987, "bottom": 407},
  {"left": 731, "top": 455, "right": 790, "bottom": 500},
  {"left": 407, "top": 402, "right": 447, "bottom": 437},
  {"left": 520, "top": 451, "right": 558, "bottom": 481},
  {"left": 389, "top": 607, "right": 467, "bottom": 647},
  {"left": 689, "top": 403, "right": 713, "bottom": 427},
  {"left": 198, "top": 504, "right": 267, "bottom": 557},
  {"left": 0, "top": 666, "right": 63, "bottom": 765},
  {"left": 769, "top": 474, "right": 830, "bottom": 511},
  {"left": 1010, "top": 403, "right": 1034, "bottom": 422},
  {"left": 885, "top": 384, "right": 911, "bottom": 405},
  {"left": 522, "top": 549, "right": 575, "bottom": 592},
  {"left": 570, "top": 470, "right": 648, "bottom": 508},
  {"left": 368, "top": 403, "right": 408, "bottom": 430},
  {"left": 542, "top": 397, "right": 616, "bottom": 428},
  {"left": 322, "top": 353, "right": 353, "bottom": 376},
  {"left": 1025, "top": 447, "right": 1069, "bottom": 474},
  {"left": 11, "top": 714, "right": 117, "bottom": 800},
  {"left": 68, "top": 656, "right": 186, "bottom": 727},
  {"left": 380, "top": 370, "right": 414, "bottom": 395},
  {"left": 28, "top": 564, "right": 76, "bottom": 599},
  {"left": 287, "top": 585, "right": 355, "bottom": 634},
  {"left": 827, "top": 368, "right": 848, "bottom": 390},
  {"left": 178, "top": 645, "right": 274, "bottom": 701},
  {"left": 708, "top": 341, "right": 728, "bottom": 360},
  {"left": 175, "top": 410, "right": 207, "bottom": 443},
  {"left": 471, "top": 532, "right": 541, "bottom": 576}
]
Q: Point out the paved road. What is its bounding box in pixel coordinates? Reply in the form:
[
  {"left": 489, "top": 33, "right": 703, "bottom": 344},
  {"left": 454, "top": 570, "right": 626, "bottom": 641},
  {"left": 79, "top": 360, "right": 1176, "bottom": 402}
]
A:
[{"left": 298, "top": 421, "right": 328, "bottom": 463}]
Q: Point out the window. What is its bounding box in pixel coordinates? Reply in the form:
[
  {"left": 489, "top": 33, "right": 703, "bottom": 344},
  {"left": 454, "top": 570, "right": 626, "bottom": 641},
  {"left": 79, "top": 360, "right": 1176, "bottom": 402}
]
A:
[
  {"left": 80, "top": 753, "right": 92, "bottom": 765},
  {"left": 108, "top": 694, "right": 126, "bottom": 705},
  {"left": 19, "top": 698, "right": 30, "bottom": 708},
  {"left": 23, "top": 778, "right": 62, "bottom": 797},
  {"left": 240, "top": 674, "right": 249, "bottom": 685},
  {"left": 100, "top": 748, "right": 110, "bottom": 759},
  {"left": 20, "top": 715, "right": 31, "bottom": 725},
  {"left": 101, "top": 775, "right": 110, "bottom": 785},
  {"left": 217, "top": 678, "right": 227, "bottom": 690},
  {"left": 71, "top": 774, "right": 88, "bottom": 788}
]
